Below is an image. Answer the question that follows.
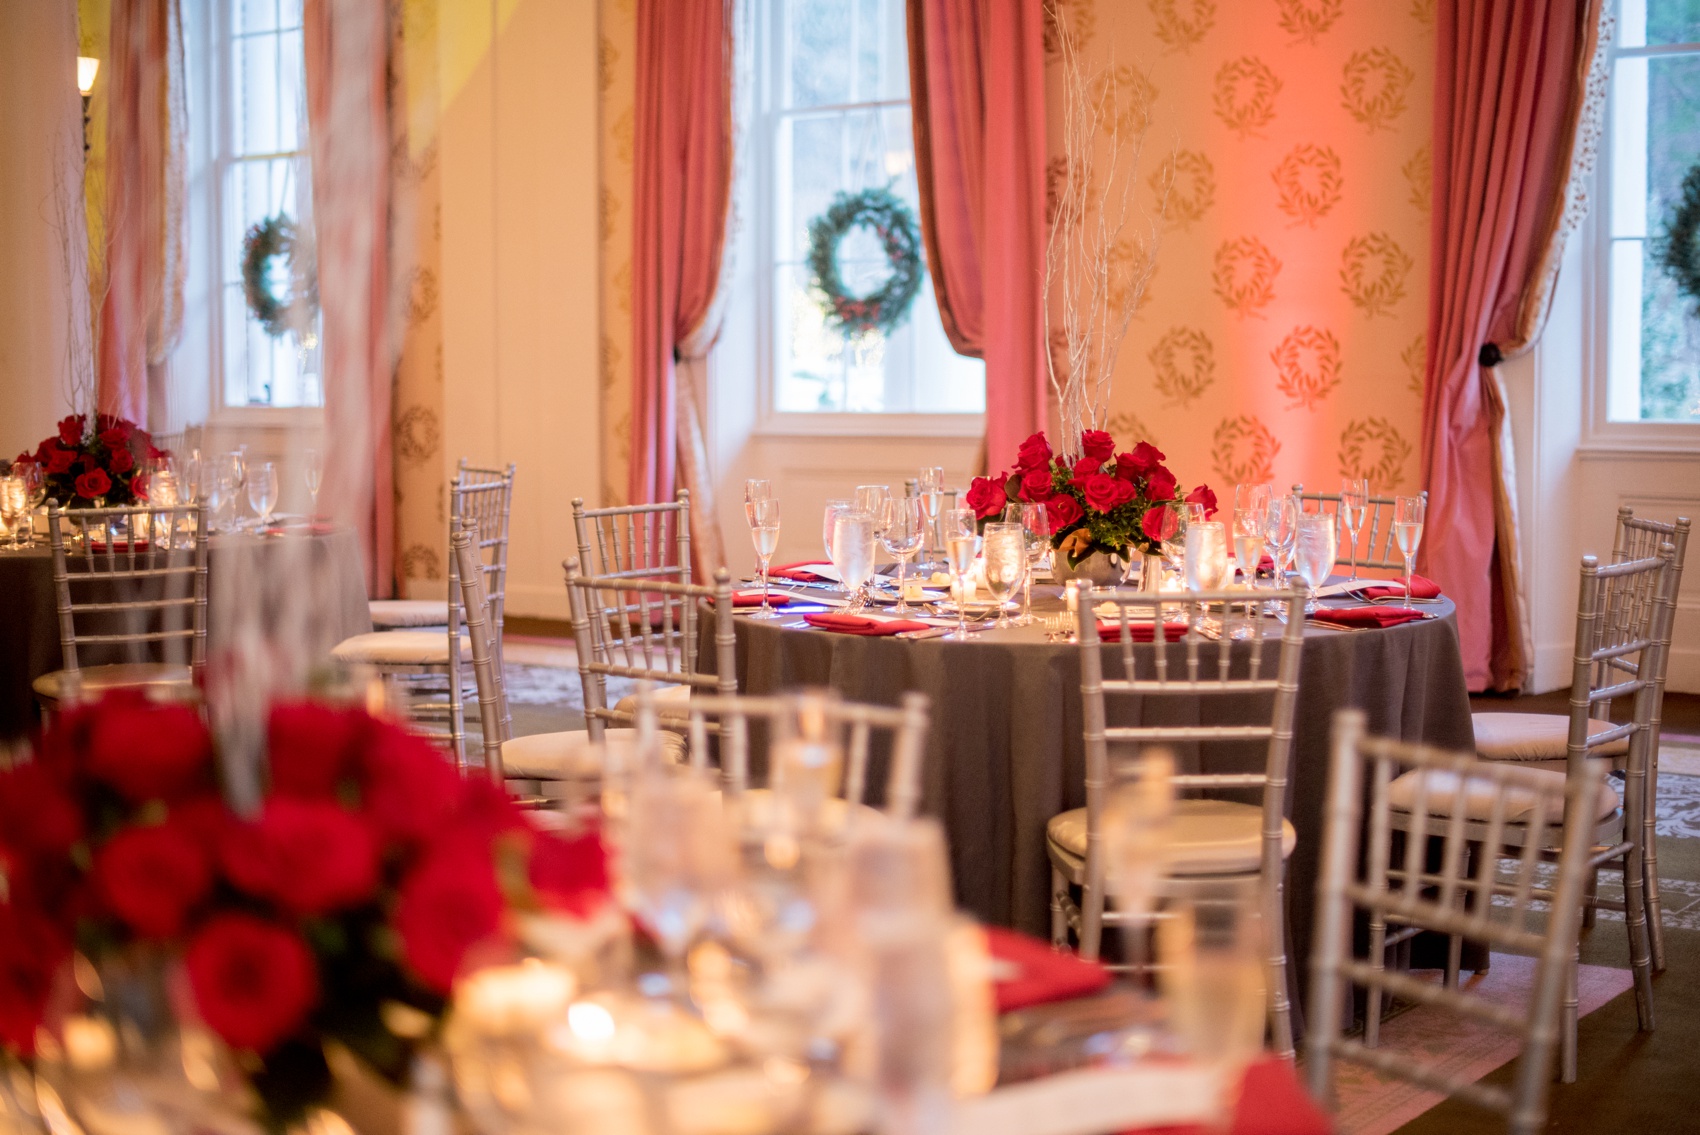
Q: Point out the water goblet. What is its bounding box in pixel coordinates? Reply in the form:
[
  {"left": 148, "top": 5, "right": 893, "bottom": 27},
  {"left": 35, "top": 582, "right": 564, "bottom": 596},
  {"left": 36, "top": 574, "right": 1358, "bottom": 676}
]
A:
[
  {"left": 1394, "top": 495, "right": 1426, "bottom": 610},
  {"left": 1104, "top": 749, "right": 1175, "bottom": 975},
  {"left": 1008, "top": 501, "right": 1050, "bottom": 625},
  {"left": 917, "top": 467, "right": 945, "bottom": 571},
  {"left": 880, "top": 496, "right": 927, "bottom": 615},
  {"left": 822, "top": 499, "right": 852, "bottom": 563},
  {"left": 623, "top": 768, "right": 733, "bottom": 990},
  {"left": 981, "top": 522, "right": 1026, "bottom": 630},
  {"left": 831, "top": 511, "right": 877, "bottom": 613},
  {"left": 1156, "top": 876, "right": 1268, "bottom": 1082},
  {"left": 1183, "top": 521, "right": 1229, "bottom": 591},
  {"left": 1340, "top": 478, "right": 1369, "bottom": 582},
  {"left": 1263, "top": 495, "right": 1298, "bottom": 588},
  {"left": 247, "top": 461, "right": 279, "bottom": 528},
  {"left": 1294, "top": 512, "right": 1338, "bottom": 613},
  {"left": 304, "top": 447, "right": 323, "bottom": 518},
  {"left": 1233, "top": 482, "right": 1272, "bottom": 519}
]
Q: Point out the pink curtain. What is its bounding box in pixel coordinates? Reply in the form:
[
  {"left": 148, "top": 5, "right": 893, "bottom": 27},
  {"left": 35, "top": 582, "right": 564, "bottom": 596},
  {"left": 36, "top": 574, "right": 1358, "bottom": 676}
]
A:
[
  {"left": 1421, "top": 0, "right": 1609, "bottom": 691},
  {"left": 630, "top": 0, "right": 733, "bottom": 572},
  {"left": 907, "top": 0, "right": 1047, "bottom": 468},
  {"left": 304, "top": 0, "right": 395, "bottom": 598},
  {"left": 97, "top": 0, "right": 186, "bottom": 427}
]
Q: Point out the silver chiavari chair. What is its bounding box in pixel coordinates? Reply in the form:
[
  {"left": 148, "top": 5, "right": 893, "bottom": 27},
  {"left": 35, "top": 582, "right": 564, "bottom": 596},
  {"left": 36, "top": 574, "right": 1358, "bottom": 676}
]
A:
[
  {"left": 1308, "top": 710, "right": 1597, "bottom": 1135},
  {"left": 369, "top": 461, "right": 515, "bottom": 631},
  {"left": 1049, "top": 583, "right": 1307, "bottom": 1060},
  {"left": 1291, "top": 484, "right": 1427, "bottom": 572},
  {"left": 33, "top": 500, "right": 210, "bottom": 712}
]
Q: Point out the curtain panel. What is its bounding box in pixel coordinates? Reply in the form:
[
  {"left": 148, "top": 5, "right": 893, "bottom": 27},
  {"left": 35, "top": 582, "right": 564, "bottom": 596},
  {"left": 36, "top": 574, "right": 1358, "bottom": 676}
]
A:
[
  {"left": 1420, "top": 0, "right": 1612, "bottom": 691},
  {"left": 906, "top": 0, "right": 1048, "bottom": 467}
]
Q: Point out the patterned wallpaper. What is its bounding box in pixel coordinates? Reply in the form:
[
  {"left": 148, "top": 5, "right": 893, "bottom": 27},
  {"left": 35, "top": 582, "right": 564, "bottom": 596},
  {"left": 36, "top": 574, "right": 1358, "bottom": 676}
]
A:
[
  {"left": 1044, "top": 0, "right": 1434, "bottom": 499},
  {"left": 598, "top": 0, "right": 637, "bottom": 509}
]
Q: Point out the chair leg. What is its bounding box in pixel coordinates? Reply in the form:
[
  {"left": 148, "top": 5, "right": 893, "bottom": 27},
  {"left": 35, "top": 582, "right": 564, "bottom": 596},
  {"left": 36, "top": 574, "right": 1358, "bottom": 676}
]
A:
[
  {"left": 1079, "top": 876, "right": 1104, "bottom": 963},
  {"left": 1581, "top": 866, "right": 1599, "bottom": 930},
  {"left": 1445, "top": 930, "right": 1463, "bottom": 990},
  {"left": 1264, "top": 873, "right": 1295, "bottom": 1063},
  {"left": 1644, "top": 757, "right": 1666, "bottom": 972},
  {"left": 1623, "top": 759, "right": 1657, "bottom": 1033},
  {"left": 1365, "top": 901, "right": 1388, "bottom": 1049},
  {"left": 1050, "top": 866, "right": 1069, "bottom": 950},
  {"left": 1561, "top": 947, "right": 1579, "bottom": 1083}
]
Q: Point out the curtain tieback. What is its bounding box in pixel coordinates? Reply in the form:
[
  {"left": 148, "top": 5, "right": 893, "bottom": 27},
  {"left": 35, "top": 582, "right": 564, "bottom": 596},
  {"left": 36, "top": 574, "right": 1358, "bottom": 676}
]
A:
[{"left": 1477, "top": 342, "right": 1503, "bottom": 368}]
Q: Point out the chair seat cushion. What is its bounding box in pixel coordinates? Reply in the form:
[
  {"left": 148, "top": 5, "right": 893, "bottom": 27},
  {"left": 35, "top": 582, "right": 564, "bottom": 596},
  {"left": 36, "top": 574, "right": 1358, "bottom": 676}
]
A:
[
  {"left": 32, "top": 663, "right": 194, "bottom": 704},
  {"left": 501, "top": 728, "right": 687, "bottom": 779},
  {"left": 1047, "top": 798, "right": 1296, "bottom": 877},
  {"left": 331, "top": 630, "right": 469, "bottom": 666},
  {"left": 1387, "top": 766, "right": 1620, "bottom": 826},
  {"left": 613, "top": 683, "right": 694, "bottom": 724},
  {"left": 369, "top": 599, "right": 452, "bottom": 628},
  {"left": 1471, "top": 712, "right": 1631, "bottom": 762}
]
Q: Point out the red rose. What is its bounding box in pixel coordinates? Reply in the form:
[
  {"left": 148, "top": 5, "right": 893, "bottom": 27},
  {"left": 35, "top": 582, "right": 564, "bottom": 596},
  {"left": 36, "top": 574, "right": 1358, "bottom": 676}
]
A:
[
  {"left": 98, "top": 427, "right": 130, "bottom": 449},
  {"left": 168, "top": 795, "right": 234, "bottom": 853},
  {"left": 46, "top": 447, "right": 76, "bottom": 475},
  {"left": 268, "top": 702, "right": 364, "bottom": 798},
  {"left": 74, "top": 469, "right": 111, "bottom": 500},
  {"left": 1014, "top": 431, "right": 1052, "bottom": 473},
  {"left": 1079, "top": 474, "right": 1122, "bottom": 514},
  {"left": 1146, "top": 466, "right": 1178, "bottom": 502},
  {"left": 529, "top": 829, "right": 611, "bottom": 918},
  {"left": 1142, "top": 505, "right": 1180, "bottom": 543},
  {"left": 393, "top": 849, "right": 504, "bottom": 993},
  {"left": 185, "top": 914, "right": 318, "bottom": 1053},
  {"left": 0, "top": 904, "right": 71, "bottom": 1054},
  {"left": 108, "top": 448, "right": 134, "bottom": 475},
  {"left": 0, "top": 762, "right": 83, "bottom": 855},
  {"left": 94, "top": 822, "right": 213, "bottom": 939},
  {"left": 221, "top": 800, "right": 380, "bottom": 917},
  {"left": 1110, "top": 478, "right": 1137, "bottom": 507},
  {"left": 1047, "top": 494, "right": 1084, "bottom": 533},
  {"left": 360, "top": 723, "right": 463, "bottom": 846},
  {"left": 1071, "top": 455, "right": 1101, "bottom": 478},
  {"left": 1018, "top": 466, "right": 1055, "bottom": 502},
  {"left": 1079, "top": 430, "right": 1116, "bottom": 463},
  {"left": 86, "top": 701, "right": 213, "bottom": 801},
  {"left": 1116, "top": 442, "right": 1165, "bottom": 481},
  {"left": 130, "top": 474, "right": 149, "bottom": 501},
  {"left": 1185, "top": 484, "right": 1219, "bottom": 519},
  {"left": 964, "top": 475, "right": 1008, "bottom": 521},
  {"left": 57, "top": 416, "right": 83, "bottom": 446}
]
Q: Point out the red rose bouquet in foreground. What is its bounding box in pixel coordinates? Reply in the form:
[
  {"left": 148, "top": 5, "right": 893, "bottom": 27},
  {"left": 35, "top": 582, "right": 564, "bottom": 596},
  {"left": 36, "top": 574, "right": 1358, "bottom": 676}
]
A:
[
  {"left": 966, "top": 429, "right": 1217, "bottom": 567},
  {"left": 16, "top": 413, "right": 168, "bottom": 508},
  {"left": 0, "top": 693, "right": 610, "bottom": 1130}
]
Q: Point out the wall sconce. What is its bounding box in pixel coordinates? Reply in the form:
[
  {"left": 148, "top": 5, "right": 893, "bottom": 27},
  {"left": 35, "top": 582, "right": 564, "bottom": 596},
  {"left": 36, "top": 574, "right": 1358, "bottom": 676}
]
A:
[{"left": 77, "top": 56, "right": 99, "bottom": 154}]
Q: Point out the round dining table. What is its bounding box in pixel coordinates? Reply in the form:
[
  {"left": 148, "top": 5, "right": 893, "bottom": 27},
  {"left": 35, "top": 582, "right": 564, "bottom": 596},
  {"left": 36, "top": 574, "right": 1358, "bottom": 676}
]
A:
[
  {"left": 0, "top": 524, "right": 373, "bottom": 741},
  {"left": 707, "top": 578, "right": 1475, "bottom": 1027}
]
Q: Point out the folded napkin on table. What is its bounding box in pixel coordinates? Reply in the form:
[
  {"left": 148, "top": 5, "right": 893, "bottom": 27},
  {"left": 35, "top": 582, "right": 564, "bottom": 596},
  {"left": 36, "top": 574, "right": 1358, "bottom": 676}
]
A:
[
  {"left": 770, "top": 560, "right": 836, "bottom": 582},
  {"left": 1096, "top": 621, "right": 1192, "bottom": 643},
  {"left": 1136, "top": 1057, "right": 1332, "bottom": 1135},
  {"left": 1353, "top": 573, "right": 1441, "bottom": 601},
  {"left": 1310, "top": 605, "right": 1429, "bottom": 629},
  {"left": 261, "top": 522, "right": 340, "bottom": 536},
  {"left": 985, "top": 927, "right": 1111, "bottom": 1014},
  {"left": 803, "top": 612, "right": 929, "bottom": 636},
  {"left": 734, "top": 591, "right": 791, "bottom": 608},
  {"left": 85, "top": 539, "right": 150, "bottom": 552}
]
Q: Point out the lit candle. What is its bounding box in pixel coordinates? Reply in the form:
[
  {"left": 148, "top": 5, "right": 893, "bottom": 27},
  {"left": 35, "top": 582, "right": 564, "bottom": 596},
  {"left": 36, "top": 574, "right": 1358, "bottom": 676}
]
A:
[{"left": 1065, "top": 581, "right": 1078, "bottom": 617}]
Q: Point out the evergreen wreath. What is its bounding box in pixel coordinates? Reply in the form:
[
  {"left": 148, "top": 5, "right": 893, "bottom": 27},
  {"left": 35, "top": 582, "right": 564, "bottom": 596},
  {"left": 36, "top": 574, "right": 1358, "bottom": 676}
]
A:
[
  {"left": 241, "top": 213, "right": 320, "bottom": 339},
  {"left": 806, "top": 187, "right": 924, "bottom": 339},
  {"left": 1656, "top": 160, "right": 1700, "bottom": 315}
]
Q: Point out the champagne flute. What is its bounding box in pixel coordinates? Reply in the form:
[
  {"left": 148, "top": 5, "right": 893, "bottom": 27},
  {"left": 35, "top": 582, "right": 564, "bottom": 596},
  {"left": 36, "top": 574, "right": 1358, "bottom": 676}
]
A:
[
  {"left": 247, "top": 461, "right": 279, "bottom": 528},
  {"left": 744, "top": 478, "right": 771, "bottom": 519},
  {"left": 1340, "top": 478, "right": 1369, "bottom": 582},
  {"left": 943, "top": 527, "right": 978, "bottom": 641},
  {"left": 1294, "top": 512, "right": 1338, "bottom": 613},
  {"left": 981, "top": 522, "right": 1026, "bottom": 630},
  {"left": 304, "top": 447, "right": 322, "bottom": 518},
  {"left": 1232, "top": 508, "right": 1266, "bottom": 590},
  {"left": 917, "top": 467, "right": 945, "bottom": 571},
  {"left": 831, "top": 511, "right": 876, "bottom": 614},
  {"left": 1394, "top": 495, "right": 1425, "bottom": 610},
  {"left": 880, "top": 496, "right": 927, "bottom": 615},
  {"left": 1157, "top": 876, "right": 1268, "bottom": 1080},
  {"left": 855, "top": 484, "right": 892, "bottom": 596},
  {"left": 748, "top": 497, "right": 783, "bottom": 620}
]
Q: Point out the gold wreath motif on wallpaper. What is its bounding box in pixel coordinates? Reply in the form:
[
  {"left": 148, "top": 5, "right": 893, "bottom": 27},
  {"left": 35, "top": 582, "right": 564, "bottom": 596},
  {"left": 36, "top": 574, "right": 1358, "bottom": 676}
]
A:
[
  {"left": 1092, "top": 65, "right": 1158, "bottom": 137},
  {"left": 601, "top": 333, "right": 623, "bottom": 391},
  {"left": 1270, "top": 325, "right": 1342, "bottom": 410},
  {"left": 1047, "top": 156, "right": 1086, "bottom": 227},
  {"left": 1149, "top": 0, "right": 1216, "bottom": 53},
  {"left": 400, "top": 544, "right": 443, "bottom": 584},
  {"left": 1151, "top": 150, "right": 1215, "bottom": 229},
  {"left": 1272, "top": 144, "right": 1343, "bottom": 227},
  {"left": 1213, "top": 236, "right": 1283, "bottom": 318},
  {"left": 600, "top": 185, "right": 619, "bottom": 243},
  {"left": 1401, "top": 334, "right": 1426, "bottom": 395},
  {"left": 1341, "top": 48, "right": 1416, "bottom": 132},
  {"left": 1107, "top": 410, "right": 1158, "bottom": 451},
  {"left": 1338, "top": 417, "right": 1413, "bottom": 488},
  {"left": 1410, "top": 0, "right": 1437, "bottom": 26},
  {"left": 1148, "top": 327, "right": 1215, "bottom": 406},
  {"left": 1213, "top": 57, "right": 1282, "bottom": 138},
  {"left": 1212, "top": 415, "right": 1283, "bottom": 485},
  {"left": 598, "top": 35, "right": 619, "bottom": 94},
  {"left": 1042, "top": 0, "right": 1096, "bottom": 57},
  {"left": 1275, "top": 0, "right": 1343, "bottom": 45},
  {"left": 393, "top": 404, "right": 442, "bottom": 466},
  {"left": 1339, "top": 233, "right": 1414, "bottom": 318},
  {"left": 406, "top": 267, "right": 439, "bottom": 326},
  {"left": 1402, "top": 145, "right": 1432, "bottom": 213}
]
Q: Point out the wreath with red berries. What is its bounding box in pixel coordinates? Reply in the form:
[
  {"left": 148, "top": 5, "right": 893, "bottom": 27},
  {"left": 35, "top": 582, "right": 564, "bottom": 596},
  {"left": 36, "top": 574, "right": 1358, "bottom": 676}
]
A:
[
  {"left": 241, "top": 213, "right": 320, "bottom": 340},
  {"left": 806, "top": 187, "right": 924, "bottom": 339},
  {"left": 1658, "top": 161, "right": 1700, "bottom": 315}
]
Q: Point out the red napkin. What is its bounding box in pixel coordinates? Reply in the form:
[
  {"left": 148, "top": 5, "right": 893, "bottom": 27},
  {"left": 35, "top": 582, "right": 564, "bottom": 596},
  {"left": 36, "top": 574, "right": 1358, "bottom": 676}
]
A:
[
  {"left": 734, "top": 591, "right": 791, "bottom": 608},
  {"left": 1097, "top": 621, "right": 1192, "bottom": 643},
  {"left": 803, "top": 612, "right": 929, "bottom": 636},
  {"left": 986, "top": 927, "right": 1112, "bottom": 1014},
  {"left": 86, "top": 538, "right": 149, "bottom": 552},
  {"left": 1136, "top": 1057, "right": 1332, "bottom": 1135},
  {"left": 1354, "top": 573, "right": 1441, "bottom": 601},
  {"left": 770, "top": 560, "right": 833, "bottom": 582},
  {"left": 1311, "top": 605, "right": 1429, "bottom": 629}
]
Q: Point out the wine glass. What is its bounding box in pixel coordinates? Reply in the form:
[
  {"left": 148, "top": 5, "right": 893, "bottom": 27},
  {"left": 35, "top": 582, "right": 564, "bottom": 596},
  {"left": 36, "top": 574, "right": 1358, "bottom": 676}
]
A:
[
  {"left": 220, "top": 452, "right": 246, "bottom": 528},
  {"left": 831, "top": 510, "right": 876, "bottom": 613},
  {"left": 1104, "top": 749, "right": 1175, "bottom": 974},
  {"left": 1294, "top": 512, "right": 1338, "bottom": 613},
  {"left": 917, "top": 467, "right": 945, "bottom": 572},
  {"left": 304, "top": 447, "right": 322, "bottom": 518},
  {"left": 1153, "top": 500, "right": 1188, "bottom": 576},
  {"left": 623, "top": 769, "right": 733, "bottom": 982},
  {"left": 1, "top": 476, "right": 23, "bottom": 549},
  {"left": 247, "top": 461, "right": 278, "bottom": 527},
  {"left": 747, "top": 497, "right": 783, "bottom": 620},
  {"left": 1233, "top": 482, "right": 1272, "bottom": 519},
  {"left": 1264, "top": 494, "right": 1299, "bottom": 589},
  {"left": 1340, "top": 478, "right": 1369, "bottom": 582},
  {"left": 1232, "top": 508, "right": 1267, "bottom": 590},
  {"left": 981, "top": 522, "right": 1026, "bottom": 630},
  {"left": 1009, "top": 501, "right": 1050, "bottom": 625},
  {"left": 1394, "top": 495, "right": 1426, "bottom": 610},
  {"left": 943, "top": 524, "right": 978, "bottom": 641},
  {"left": 880, "top": 496, "right": 927, "bottom": 615},
  {"left": 1156, "top": 876, "right": 1268, "bottom": 1080}
]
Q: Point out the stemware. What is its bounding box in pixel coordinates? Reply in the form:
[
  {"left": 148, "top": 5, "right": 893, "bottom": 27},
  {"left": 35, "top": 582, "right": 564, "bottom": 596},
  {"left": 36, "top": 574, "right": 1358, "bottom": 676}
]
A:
[
  {"left": 220, "top": 452, "right": 247, "bottom": 528},
  {"left": 1394, "top": 494, "right": 1426, "bottom": 610},
  {"left": 1008, "top": 502, "right": 1050, "bottom": 626},
  {"left": 1233, "top": 482, "right": 1272, "bottom": 519},
  {"left": 1156, "top": 876, "right": 1267, "bottom": 1077},
  {"left": 304, "top": 447, "right": 322, "bottom": 518},
  {"left": 622, "top": 769, "right": 733, "bottom": 986},
  {"left": 747, "top": 497, "right": 783, "bottom": 620},
  {"left": 0, "top": 476, "right": 23, "bottom": 549},
  {"left": 831, "top": 511, "right": 877, "bottom": 613},
  {"left": 943, "top": 525, "right": 978, "bottom": 641},
  {"left": 247, "top": 461, "right": 279, "bottom": 528},
  {"left": 1294, "top": 512, "right": 1338, "bottom": 613},
  {"left": 822, "top": 499, "right": 852, "bottom": 563},
  {"left": 980, "top": 522, "right": 1026, "bottom": 630},
  {"left": 1104, "top": 749, "right": 1175, "bottom": 974},
  {"left": 1340, "top": 478, "right": 1369, "bottom": 582},
  {"left": 879, "top": 496, "right": 927, "bottom": 615},
  {"left": 1232, "top": 508, "right": 1266, "bottom": 590},
  {"left": 916, "top": 467, "right": 945, "bottom": 572},
  {"left": 1155, "top": 500, "right": 1189, "bottom": 576},
  {"left": 16, "top": 462, "right": 45, "bottom": 547},
  {"left": 1263, "top": 494, "right": 1299, "bottom": 589},
  {"left": 1182, "top": 521, "right": 1230, "bottom": 592}
]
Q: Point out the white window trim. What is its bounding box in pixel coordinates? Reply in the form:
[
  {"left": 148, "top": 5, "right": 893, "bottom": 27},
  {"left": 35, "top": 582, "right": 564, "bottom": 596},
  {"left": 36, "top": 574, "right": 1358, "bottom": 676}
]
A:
[{"left": 751, "top": 0, "right": 985, "bottom": 439}]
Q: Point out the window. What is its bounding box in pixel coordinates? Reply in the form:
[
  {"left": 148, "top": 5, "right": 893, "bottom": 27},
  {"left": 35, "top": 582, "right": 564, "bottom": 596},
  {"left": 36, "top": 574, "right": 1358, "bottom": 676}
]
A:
[
  {"left": 763, "top": 0, "right": 984, "bottom": 417},
  {"left": 211, "top": 0, "right": 320, "bottom": 409},
  {"left": 1600, "top": 0, "right": 1700, "bottom": 422}
]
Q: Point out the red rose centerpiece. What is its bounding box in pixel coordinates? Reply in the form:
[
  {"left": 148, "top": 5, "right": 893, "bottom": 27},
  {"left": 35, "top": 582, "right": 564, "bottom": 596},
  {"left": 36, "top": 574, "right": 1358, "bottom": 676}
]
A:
[
  {"left": 20, "top": 413, "right": 167, "bottom": 508},
  {"left": 967, "top": 429, "right": 1216, "bottom": 574}
]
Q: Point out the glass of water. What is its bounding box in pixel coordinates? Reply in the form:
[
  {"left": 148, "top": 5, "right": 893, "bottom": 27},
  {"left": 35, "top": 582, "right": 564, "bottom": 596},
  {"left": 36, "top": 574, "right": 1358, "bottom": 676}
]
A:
[
  {"left": 1157, "top": 875, "right": 1268, "bottom": 1075},
  {"left": 880, "top": 495, "right": 928, "bottom": 615},
  {"left": 247, "top": 461, "right": 279, "bottom": 528},
  {"left": 981, "top": 522, "right": 1026, "bottom": 630},
  {"left": 917, "top": 467, "right": 945, "bottom": 572},
  {"left": 1105, "top": 748, "right": 1175, "bottom": 974},
  {"left": 304, "top": 447, "right": 323, "bottom": 518},
  {"left": 1183, "top": 521, "right": 1230, "bottom": 591},
  {"left": 832, "top": 510, "right": 877, "bottom": 613},
  {"left": 1294, "top": 512, "right": 1338, "bottom": 612}
]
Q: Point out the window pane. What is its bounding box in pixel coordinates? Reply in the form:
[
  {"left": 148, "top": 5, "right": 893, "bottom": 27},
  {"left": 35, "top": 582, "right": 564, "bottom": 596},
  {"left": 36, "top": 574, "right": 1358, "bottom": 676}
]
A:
[
  {"left": 788, "top": 0, "right": 852, "bottom": 108},
  {"left": 1647, "top": 0, "right": 1700, "bottom": 47},
  {"left": 233, "top": 31, "right": 303, "bottom": 155},
  {"left": 233, "top": 0, "right": 281, "bottom": 36}
]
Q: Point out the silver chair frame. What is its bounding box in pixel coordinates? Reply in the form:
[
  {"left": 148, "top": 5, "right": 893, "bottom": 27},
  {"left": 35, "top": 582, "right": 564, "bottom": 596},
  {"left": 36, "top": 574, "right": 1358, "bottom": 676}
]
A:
[
  {"left": 1291, "top": 484, "right": 1428, "bottom": 573},
  {"left": 43, "top": 500, "right": 210, "bottom": 702},
  {"left": 1058, "top": 582, "right": 1306, "bottom": 1060},
  {"left": 1307, "top": 710, "right": 1595, "bottom": 1135},
  {"left": 451, "top": 520, "right": 508, "bottom": 782},
  {"left": 571, "top": 490, "right": 691, "bottom": 586}
]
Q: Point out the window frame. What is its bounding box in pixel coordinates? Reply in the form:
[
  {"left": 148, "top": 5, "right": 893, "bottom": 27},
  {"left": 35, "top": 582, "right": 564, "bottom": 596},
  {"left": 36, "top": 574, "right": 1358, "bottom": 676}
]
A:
[
  {"left": 1584, "top": 5, "right": 1700, "bottom": 450},
  {"left": 751, "top": 0, "right": 985, "bottom": 440}
]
